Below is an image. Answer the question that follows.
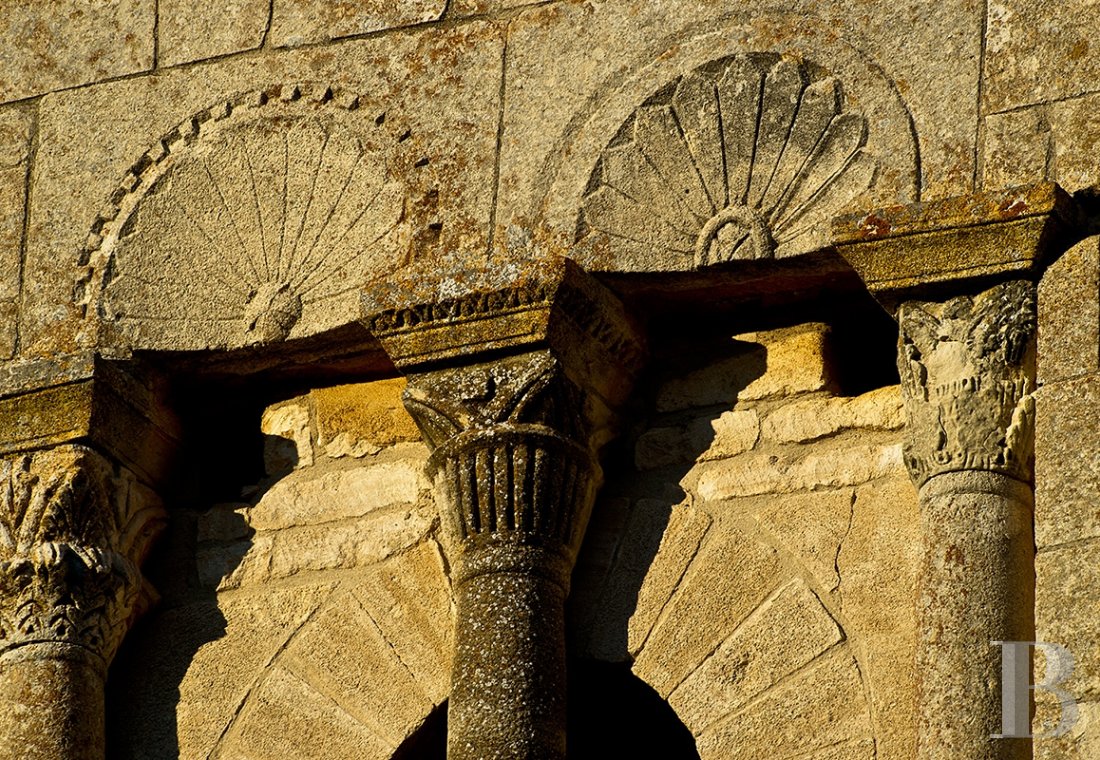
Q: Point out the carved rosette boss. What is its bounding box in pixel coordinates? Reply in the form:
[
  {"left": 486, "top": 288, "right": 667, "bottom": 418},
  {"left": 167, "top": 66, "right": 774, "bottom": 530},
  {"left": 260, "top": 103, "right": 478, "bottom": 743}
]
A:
[
  {"left": 364, "top": 258, "right": 643, "bottom": 759},
  {"left": 0, "top": 445, "right": 165, "bottom": 760}
]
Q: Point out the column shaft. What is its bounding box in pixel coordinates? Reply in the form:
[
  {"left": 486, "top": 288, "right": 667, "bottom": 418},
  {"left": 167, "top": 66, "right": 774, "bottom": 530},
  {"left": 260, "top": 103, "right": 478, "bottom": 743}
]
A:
[
  {"left": 897, "top": 280, "right": 1037, "bottom": 759},
  {"left": 0, "top": 646, "right": 105, "bottom": 760},
  {"left": 915, "top": 472, "right": 1033, "bottom": 759},
  {"left": 449, "top": 557, "right": 568, "bottom": 759}
]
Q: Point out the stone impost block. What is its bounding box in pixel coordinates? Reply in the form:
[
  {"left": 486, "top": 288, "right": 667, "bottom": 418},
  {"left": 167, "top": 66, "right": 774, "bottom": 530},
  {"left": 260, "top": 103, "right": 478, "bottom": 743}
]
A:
[
  {"left": 834, "top": 183, "right": 1078, "bottom": 301},
  {"left": 0, "top": 355, "right": 179, "bottom": 488},
  {"left": 363, "top": 255, "right": 644, "bottom": 408}
]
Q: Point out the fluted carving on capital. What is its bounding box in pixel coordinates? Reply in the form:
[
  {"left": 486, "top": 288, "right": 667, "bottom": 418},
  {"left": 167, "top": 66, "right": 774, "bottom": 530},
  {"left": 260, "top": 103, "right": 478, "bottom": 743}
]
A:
[
  {"left": 365, "top": 257, "right": 644, "bottom": 581},
  {"left": 404, "top": 352, "right": 598, "bottom": 567},
  {"left": 0, "top": 445, "right": 165, "bottom": 667},
  {"left": 897, "top": 280, "right": 1037, "bottom": 486}
]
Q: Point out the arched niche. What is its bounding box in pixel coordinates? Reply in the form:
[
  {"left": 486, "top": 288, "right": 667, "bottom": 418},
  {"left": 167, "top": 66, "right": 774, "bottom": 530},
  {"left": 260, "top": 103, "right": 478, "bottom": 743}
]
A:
[
  {"left": 78, "top": 83, "right": 439, "bottom": 360},
  {"left": 531, "top": 15, "right": 919, "bottom": 276}
]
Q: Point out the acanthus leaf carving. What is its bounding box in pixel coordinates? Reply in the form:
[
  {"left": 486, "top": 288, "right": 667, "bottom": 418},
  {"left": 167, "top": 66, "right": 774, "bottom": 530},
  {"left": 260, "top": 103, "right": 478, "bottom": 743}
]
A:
[
  {"left": 579, "top": 53, "right": 877, "bottom": 269},
  {"left": 898, "top": 280, "right": 1037, "bottom": 486},
  {"left": 0, "top": 445, "right": 165, "bottom": 666}
]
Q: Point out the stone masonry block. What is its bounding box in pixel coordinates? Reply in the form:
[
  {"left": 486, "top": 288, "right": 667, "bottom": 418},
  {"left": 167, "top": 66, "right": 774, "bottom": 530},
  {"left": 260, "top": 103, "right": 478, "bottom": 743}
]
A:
[
  {"left": 656, "top": 323, "right": 831, "bottom": 412},
  {"left": 159, "top": 0, "right": 270, "bottom": 67},
  {"left": 1035, "top": 376, "right": 1100, "bottom": 548},
  {"left": 313, "top": 378, "right": 421, "bottom": 459},
  {"left": 984, "top": 0, "right": 1100, "bottom": 112},
  {"left": 0, "top": 0, "right": 154, "bottom": 103},
  {"left": 1036, "top": 541, "right": 1100, "bottom": 701},
  {"left": 982, "top": 106, "right": 1050, "bottom": 191},
  {"left": 1039, "top": 236, "right": 1100, "bottom": 384},
  {"left": 270, "top": 0, "right": 447, "bottom": 48}
]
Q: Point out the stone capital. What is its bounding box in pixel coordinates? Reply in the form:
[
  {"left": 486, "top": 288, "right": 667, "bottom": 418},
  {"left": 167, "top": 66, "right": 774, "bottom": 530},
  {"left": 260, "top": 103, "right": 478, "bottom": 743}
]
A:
[
  {"left": 897, "top": 279, "right": 1036, "bottom": 486},
  {"left": 0, "top": 445, "right": 165, "bottom": 669},
  {"left": 364, "top": 256, "right": 644, "bottom": 574}
]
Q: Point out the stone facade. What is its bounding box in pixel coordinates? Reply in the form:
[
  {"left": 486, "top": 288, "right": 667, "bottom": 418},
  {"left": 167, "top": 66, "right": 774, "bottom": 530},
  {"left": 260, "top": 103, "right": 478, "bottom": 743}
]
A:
[{"left": 1, "top": 1, "right": 1099, "bottom": 758}]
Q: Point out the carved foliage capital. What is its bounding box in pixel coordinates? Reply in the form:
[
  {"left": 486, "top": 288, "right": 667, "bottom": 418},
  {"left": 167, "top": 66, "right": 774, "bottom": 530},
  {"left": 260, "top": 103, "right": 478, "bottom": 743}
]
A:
[
  {"left": 898, "top": 280, "right": 1037, "bottom": 485},
  {"left": 0, "top": 445, "right": 165, "bottom": 665},
  {"left": 404, "top": 351, "right": 598, "bottom": 567}
]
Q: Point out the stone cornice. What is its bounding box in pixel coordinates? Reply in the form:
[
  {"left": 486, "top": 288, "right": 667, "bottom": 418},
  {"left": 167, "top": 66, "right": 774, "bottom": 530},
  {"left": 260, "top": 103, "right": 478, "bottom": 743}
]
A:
[
  {"left": 362, "top": 255, "right": 645, "bottom": 407},
  {"left": 833, "top": 182, "right": 1079, "bottom": 300},
  {"left": 0, "top": 355, "right": 179, "bottom": 489}
]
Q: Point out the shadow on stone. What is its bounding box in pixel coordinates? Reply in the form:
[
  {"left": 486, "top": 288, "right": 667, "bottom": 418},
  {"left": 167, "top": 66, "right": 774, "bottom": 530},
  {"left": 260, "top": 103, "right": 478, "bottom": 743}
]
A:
[
  {"left": 103, "top": 381, "right": 285, "bottom": 758},
  {"left": 568, "top": 330, "right": 768, "bottom": 664}
]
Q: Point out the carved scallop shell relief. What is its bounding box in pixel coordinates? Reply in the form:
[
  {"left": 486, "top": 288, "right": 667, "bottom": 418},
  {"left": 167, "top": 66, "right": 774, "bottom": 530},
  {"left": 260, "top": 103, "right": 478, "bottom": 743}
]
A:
[
  {"left": 82, "top": 84, "right": 437, "bottom": 352},
  {"left": 578, "top": 54, "right": 881, "bottom": 268}
]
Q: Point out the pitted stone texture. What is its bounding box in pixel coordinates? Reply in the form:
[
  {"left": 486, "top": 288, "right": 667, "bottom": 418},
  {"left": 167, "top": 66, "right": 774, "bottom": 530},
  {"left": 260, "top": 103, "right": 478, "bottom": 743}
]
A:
[
  {"left": 694, "top": 647, "right": 874, "bottom": 759},
  {"left": 983, "top": 0, "right": 1100, "bottom": 112},
  {"left": 1034, "top": 700, "right": 1100, "bottom": 759},
  {"left": 159, "top": 0, "right": 269, "bottom": 66},
  {"left": 108, "top": 582, "right": 335, "bottom": 758},
  {"left": 983, "top": 96, "right": 1100, "bottom": 193},
  {"left": 115, "top": 542, "right": 450, "bottom": 758},
  {"left": 1047, "top": 92, "right": 1100, "bottom": 193},
  {"left": 499, "top": 0, "right": 976, "bottom": 262},
  {"left": 313, "top": 378, "right": 421, "bottom": 458},
  {"left": 1038, "top": 237, "right": 1100, "bottom": 384},
  {"left": 982, "top": 106, "right": 1050, "bottom": 190},
  {"left": 668, "top": 579, "right": 844, "bottom": 735},
  {"left": 451, "top": 0, "right": 545, "bottom": 15},
  {"left": 913, "top": 473, "right": 1034, "bottom": 760},
  {"left": 261, "top": 396, "right": 314, "bottom": 474},
  {"left": 0, "top": 105, "right": 33, "bottom": 359},
  {"left": 694, "top": 439, "right": 903, "bottom": 500},
  {"left": 0, "top": 0, "right": 154, "bottom": 104},
  {"left": 270, "top": 0, "right": 447, "bottom": 47},
  {"left": 577, "top": 500, "right": 712, "bottom": 662},
  {"left": 750, "top": 489, "right": 854, "bottom": 592},
  {"left": 24, "top": 24, "right": 503, "bottom": 357},
  {"left": 1035, "top": 376, "right": 1100, "bottom": 548},
  {"left": 199, "top": 505, "right": 434, "bottom": 590},
  {"left": 761, "top": 385, "right": 904, "bottom": 443},
  {"left": 1036, "top": 541, "right": 1100, "bottom": 702},
  {"left": 656, "top": 323, "right": 832, "bottom": 412},
  {"left": 632, "top": 526, "right": 784, "bottom": 697},
  {"left": 246, "top": 458, "right": 428, "bottom": 532},
  {"left": 0, "top": 652, "right": 106, "bottom": 760},
  {"left": 634, "top": 409, "right": 761, "bottom": 470},
  {"left": 840, "top": 476, "right": 921, "bottom": 760}
]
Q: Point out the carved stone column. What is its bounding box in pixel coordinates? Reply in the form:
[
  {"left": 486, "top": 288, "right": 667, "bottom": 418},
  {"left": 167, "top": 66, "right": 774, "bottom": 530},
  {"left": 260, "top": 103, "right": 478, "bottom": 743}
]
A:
[
  {"left": 897, "top": 281, "right": 1036, "bottom": 760},
  {"left": 364, "top": 258, "right": 643, "bottom": 759},
  {"left": 0, "top": 445, "right": 165, "bottom": 760},
  {"left": 835, "top": 184, "right": 1077, "bottom": 760},
  {"left": 0, "top": 357, "right": 175, "bottom": 760}
]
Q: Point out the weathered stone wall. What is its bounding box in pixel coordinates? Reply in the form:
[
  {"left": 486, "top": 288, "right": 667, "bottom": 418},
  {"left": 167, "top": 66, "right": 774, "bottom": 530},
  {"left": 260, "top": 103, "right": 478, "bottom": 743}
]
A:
[
  {"left": 1033, "top": 235, "right": 1100, "bottom": 758},
  {"left": 2, "top": 1, "right": 1099, "bottom": 757},
  {"left": 1, "top": 0, "right": 1097, "bottom": 361}
]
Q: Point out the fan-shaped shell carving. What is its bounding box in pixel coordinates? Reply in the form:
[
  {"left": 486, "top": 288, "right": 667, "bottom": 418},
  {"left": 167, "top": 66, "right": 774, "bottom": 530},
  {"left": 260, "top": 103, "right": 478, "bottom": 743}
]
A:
[
  {"left": 82, "top": 84, "right": 437, "bottom": 352},
  {"left": 579, "top": 53, "right": 878, "bottom": 268}
]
